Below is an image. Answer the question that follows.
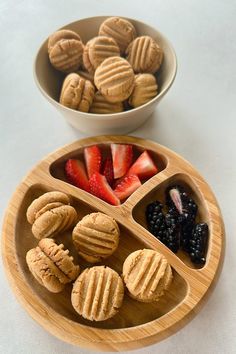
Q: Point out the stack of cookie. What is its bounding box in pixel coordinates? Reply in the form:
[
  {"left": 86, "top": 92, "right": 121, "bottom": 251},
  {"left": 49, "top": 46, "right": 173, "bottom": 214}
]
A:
[
  {"left": 47, "top": 16, "right": 162, "bottom": 113},
  {"left": 26, "top": 191, "right": 173, "bottom": 322}
]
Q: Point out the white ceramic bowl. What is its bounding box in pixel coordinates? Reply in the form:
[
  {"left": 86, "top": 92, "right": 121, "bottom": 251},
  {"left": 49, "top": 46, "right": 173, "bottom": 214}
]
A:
[{"left": 34, "top": 16, "right": 177, "bottom": 134}]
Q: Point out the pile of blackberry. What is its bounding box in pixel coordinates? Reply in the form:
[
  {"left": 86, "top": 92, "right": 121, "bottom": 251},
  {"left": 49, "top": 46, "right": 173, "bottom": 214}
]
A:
[{"left": 146, "top": 185, "right": 208, "bottom": 264}]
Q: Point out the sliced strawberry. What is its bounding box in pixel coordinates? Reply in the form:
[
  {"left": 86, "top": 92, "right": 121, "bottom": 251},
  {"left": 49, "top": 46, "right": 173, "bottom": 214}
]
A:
[
  {"left": 65, "top": 159, "right": 90, "bottom": 192},
  {"left": 102, "top": 156, "right": 114, "bottom": 186},
  {"left": 89, "top": 172, "right": 120, "bottom": 206},
  {"left": 111, "top": 144, "right": 133, "bottom": 179},
  {"left": 127, "top": 151, "right": 158, "bottom": 180},
  {"left": 84, "top": 145, "right": 102, "bottom": 179},
  {"left": 114, "top": 174, "right": 141, "bottom": 201}
]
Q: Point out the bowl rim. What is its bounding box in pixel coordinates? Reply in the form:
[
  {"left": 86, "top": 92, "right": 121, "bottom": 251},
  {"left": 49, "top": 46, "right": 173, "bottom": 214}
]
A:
[{"left": 33, "top": 15, "right": 177, "bottom": 121}]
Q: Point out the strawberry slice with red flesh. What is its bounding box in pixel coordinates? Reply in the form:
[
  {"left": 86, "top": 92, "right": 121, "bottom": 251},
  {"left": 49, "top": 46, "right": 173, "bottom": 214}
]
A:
[
  {"left": 84, "top": 145, "right": 102, "bottom": 179},
  {"left": 114, "top": 174, "right": 141, "bottom": 201},
  {"left": 102, "top": 156, "right": 114, "bottom": 186},
  {"left": 111, "top": 144, "right": 133, "bottom": 179},
  {"left": 127, "top": 151, "right": 158, "bottom": 180},
  {"left": 89, "top": 172, "right": 120, "bottom": 206},
  {"left": 65, "top": 159, "right": 90, "bottom": 192}
]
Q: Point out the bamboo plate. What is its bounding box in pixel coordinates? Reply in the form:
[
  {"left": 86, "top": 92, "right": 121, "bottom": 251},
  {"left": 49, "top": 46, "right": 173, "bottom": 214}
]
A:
[{"left": 1, "top": 136, "right": 224, "bottom": 351}]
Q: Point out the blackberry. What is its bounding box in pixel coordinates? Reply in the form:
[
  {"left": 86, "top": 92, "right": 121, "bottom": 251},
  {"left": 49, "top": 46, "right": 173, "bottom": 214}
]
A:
[
  {"left": 165, "top": 210, "right": 180, "bottom": 253},
  {"left": 145, "top": 187, "right": 208, "bottom": 264},
  {"left": 146, "top": 201, "right": 166, "bottom": 241},
  {"left": 146, "top": 201, "right": 180, "bottom": 253},
  {"left": 188, "top": 223, "right": 208, "bottom": 264},
  {"left": 166, "top": 185, "right": 198, "bottom": 223},
  {"left": 166, "top": 185, "right": 198, "bottom": 251}
]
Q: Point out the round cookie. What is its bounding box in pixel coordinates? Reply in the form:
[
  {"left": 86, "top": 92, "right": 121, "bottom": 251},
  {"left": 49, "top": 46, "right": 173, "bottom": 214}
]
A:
[
  {"left": 26, "top": 191, "right": 71, "bottom": 224},
  {"left": 71, "top": 266, "right": 124, "bottom": 321},
  {"left": 26, "top": 238, "right": 80, "bottom": 293},
  {"left": 48, "top": 29, "right": 84, "bottom": 73},
  {"left": 89, "top": 92, "right": 123, "bottom": 114},
  {"left": 82, "top": 39, "right": 94, "bottom": 74},
  {"left": 94, "top": 56, "right": 135, "bottom": 103},
  {"left": 122, "top": 249, "right": 173, "bottom": 302},
  {"left": 32, "top": 205, "right": 77, "bottom": 240},
  {"left": 99, "top": 17, "right": 137, "bottom": 54},
  {"left": 48, "top": 29, "right": 81, "bottom": 53},
  {"left": 128, "top": 73, "right": 158, "bottom": 108},
  {"left": 60, "top": 73, "right": 95, "bottom": 112},
  {"left": 72, "top": 212, "right": 119, "bottom": 263},
  {"left": 83, "top": 36, "right": 120, "bottom": 74},
  {"left": 126, "top": 36, "right": 163, "bottom": 73}
]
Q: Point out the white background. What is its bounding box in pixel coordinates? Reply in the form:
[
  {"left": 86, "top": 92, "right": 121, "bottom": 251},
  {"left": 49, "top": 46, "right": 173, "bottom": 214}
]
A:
[{"left": 0, "top": 1, "right": 235, "bottom": 353}]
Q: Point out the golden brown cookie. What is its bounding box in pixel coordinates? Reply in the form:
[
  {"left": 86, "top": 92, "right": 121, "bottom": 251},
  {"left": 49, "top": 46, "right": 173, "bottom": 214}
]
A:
[
  {"left": 99, "top": 17, "right": 137, "bottom": 54},
  {"left": 26, "top": 191, "right": 70, "bottom": 225},
  {"left": 82, "top": 39, "right": 94, "bottom": 74},
  {"left": 72, "top": 212, "right": 119, "bottom": 263},
  {"left": 71, "top": 266, "right": 124, "bottom": 321},
  {"left": 59, "top": 73, "right": 95, "bottom": 112},
  {"left": 126, "top": 36, "right": 163, "bottom": 73},
  {"left": 32, "top": 205, "right": 77, "bottom": 240},
  {"left": 94, "top": 56, "right": 135, "bottom": 103},
  {"left": 83, "top": 36, "right": 120, "bottom": 74},
  {"left": 89, "top": 91, "right": 123, "bottom": 114},
  {"left": 26, "top": 238, "right": 80, "bottom": 293},
  {"left": 48, "top": 29, "right": 84, "bottom": 73},
  {"left": 122, "top": 249, "right": 173, "bottom": 302},
  {"left": 128, "top": 73, "right": 158, "bottom": 108},
  {"left": 48, "top": 29, "right": 81, "bottom": 52}
]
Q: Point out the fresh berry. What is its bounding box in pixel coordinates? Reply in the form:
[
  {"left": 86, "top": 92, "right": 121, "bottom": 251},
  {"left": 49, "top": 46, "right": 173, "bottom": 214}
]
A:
[
  {"left": 65, "top": 159, "right": 90, "bottom": 192},
  {"left": 145, "top": 186, "right": 208, "bottom": 263},
  {"left": 146, "top": 201, "right": 167, "bottom": 241},
  {"left": 111, "top": 144, "right": 133, "bottom": 179},
  {"left": 165, "top": 210, "right": 180, "bottom": 253},
  {"left": 89, "top": 172, "right": 120, "bottom": 206},
  {"left": 84, "top": 145, "right": 102, "bottom": 178},
  {"left": 127, "top": 151, "right": 158, "bottom": 180},
  {"left": 114, "top": 174, "right": 141, "bottom": 201},
  {"left": 146, "top": 201, "right": 180, "bottom": 253},
  {"left": 166, "top": 185, "right": 198, "bottom": 251},
  {"left": 102, "top": 156, "right": 114, "bottom": 186},
  {"left": 166, "top": 185, "right": 198, "bottom": 225},
  {"left": 188, "top": 223, "right": 208, "bottom": 264}
]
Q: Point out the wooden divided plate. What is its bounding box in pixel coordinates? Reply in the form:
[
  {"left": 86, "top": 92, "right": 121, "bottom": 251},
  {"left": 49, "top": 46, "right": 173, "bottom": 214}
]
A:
[{"left": 1, "top": 136, "right": 224, "bottom": 351}]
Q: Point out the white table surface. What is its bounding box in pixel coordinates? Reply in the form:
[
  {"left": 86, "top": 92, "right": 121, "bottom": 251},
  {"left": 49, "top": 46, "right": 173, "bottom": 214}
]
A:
[{"left": 0, "top": 1, "right": 235, "bottom": 353}]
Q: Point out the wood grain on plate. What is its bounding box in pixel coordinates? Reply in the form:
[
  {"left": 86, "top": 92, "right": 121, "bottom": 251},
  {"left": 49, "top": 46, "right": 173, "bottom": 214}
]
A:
[{"left": 1, "top": 136, "right": 224, "bottom": 351}]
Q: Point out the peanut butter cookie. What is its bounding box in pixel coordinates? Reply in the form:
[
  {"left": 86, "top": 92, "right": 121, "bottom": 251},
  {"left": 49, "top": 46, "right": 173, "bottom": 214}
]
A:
[
  {"left": 94, "top": 56, "right": 135, "bottom": 103},
  {"left": 26, "top": 238, "right": 80, "bottom": 293},
  {"left": 71, "top": 266, "right": 124, "bottom": 321},
  {"left": 89, "top": 91, "right": 123, "bottom": 114},
  {"left": 123, "top": 249, "right": 173, "bottom": 302},
  {"left": 126, "top": 36, "right": 163, "bottom": 73},
  {"left": 99, "top": 17, "right": 137, "bottom": 54},
  {"left": 26, "top": 191, "right": 70, "bottom": 225},
  {"left": 83, "top": 36, "right": 120, "bottom": 74},
  {"left": 60, "top": 73, "right": 95, "bottom": 112},
  {"left": 48, "top": 29, "right": 84, "bottom": 73},
  {"left": 72, "top": 212, "right": 119, "bottom": 263},
  {"left": 32, "top": 205, "right": 77, "bottom": 240},
  {"left": 128, "top": 73, "right": 158, "bottom": 108}
]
